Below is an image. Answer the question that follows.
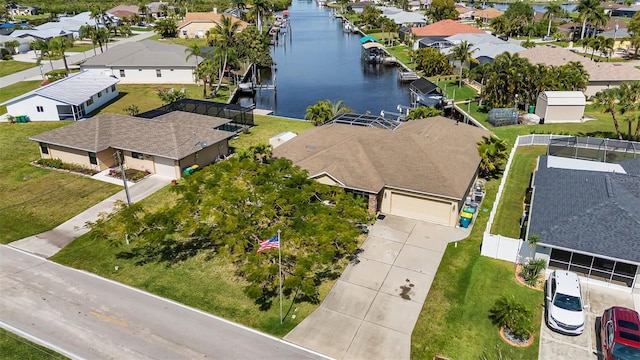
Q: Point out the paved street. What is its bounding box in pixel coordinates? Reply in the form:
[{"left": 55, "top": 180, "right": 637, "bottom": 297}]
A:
[
  {"left": 0, "top": 245, "right": 326, "bottom": 359},
  {"left": 285, "top": 215, "right": 470, "bottom": 359},
  {"left": 0, "top": 31, "right": 157, "bottom": 88}
]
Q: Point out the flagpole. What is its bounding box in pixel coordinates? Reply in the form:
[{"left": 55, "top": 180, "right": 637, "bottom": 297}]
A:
[{"left": 277, "top": 229, "right": 283, "bottom": 325}]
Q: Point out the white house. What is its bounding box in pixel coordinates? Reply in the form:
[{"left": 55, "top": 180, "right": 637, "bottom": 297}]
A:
[
  {"left": 80, "top": 40, "right": 201, "bottom": 84},
  {"left": 2, "top": 71, "right": 119, "bottom": 121},
  {"left": 535, "top": 91, "right": 586, "bottom": 123}
]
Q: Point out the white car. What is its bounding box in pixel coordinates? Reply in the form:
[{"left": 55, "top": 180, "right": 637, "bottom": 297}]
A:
[{"left": 545, "top": 270, "right": 586, "bottom": 335}]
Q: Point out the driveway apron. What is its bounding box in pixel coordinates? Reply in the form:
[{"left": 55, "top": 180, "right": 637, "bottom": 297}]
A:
[{"left": 284, "top": 215, "right": 470, "bottom": 359}]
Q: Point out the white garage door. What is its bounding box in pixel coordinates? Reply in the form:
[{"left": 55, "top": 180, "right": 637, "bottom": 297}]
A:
[
  {"left": 388, "top": 192, "right": 452, "bottom": 225},
  {"left": 154, "top": 156, "right": 177, "bottom": 179}
]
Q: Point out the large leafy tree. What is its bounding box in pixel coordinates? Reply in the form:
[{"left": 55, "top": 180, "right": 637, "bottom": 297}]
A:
[
  {"left": 449, "top": 41, "right": 478, "bottom": 88},
  {"left": 477, "top": 135, "right": 509, "bottom": 179},
  {"left": 425, "top": 0, "right": 457, "bottom": 22},
  {"left": 361, "top": 5, "right": 382, "bottom": 27},
  {"left": 235, "top": 26, "right": 274, "bottom": 68},
  {"left": 412, "top": 47, "right": 453, "bottom": 77},
  {"left": 89, "top": 156, "right": 370, "bottom": 308},
  {"left": 502, "top": 2, "right": 534, "bottom": 36}
]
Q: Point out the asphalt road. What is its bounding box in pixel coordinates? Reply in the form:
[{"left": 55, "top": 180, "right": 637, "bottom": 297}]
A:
[{"left": 0, "top": 246, "right": 327, "bottom": 359}]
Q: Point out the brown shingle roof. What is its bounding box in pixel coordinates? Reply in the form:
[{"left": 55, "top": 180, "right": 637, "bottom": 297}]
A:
[
  {"left": 518, "top": 45, "right": 640, "bottom": 82},
  {"left": 273, "top": 117, "right": 490, "bottom": 199},
  {"left": 29, "top": 112, "right": 233, "bottom": 160},
  {"left": 177, "top": 11, "right": 248, "bottom": 29},
  {"left": 411, "top": 19, "right": 485, "bottom": 37},
  {"left": 107, "top": 5, "right": 140, "bottom": 15}
]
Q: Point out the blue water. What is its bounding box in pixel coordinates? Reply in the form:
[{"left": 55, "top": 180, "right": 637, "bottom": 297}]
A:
[
  {"left": 236, "top": 1, "right": 411, "bottom": 119},
  {"left": 490, "top": 3, "right": 577, "bottom": 13}
]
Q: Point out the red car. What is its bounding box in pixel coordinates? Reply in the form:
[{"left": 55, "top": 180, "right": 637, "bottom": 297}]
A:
[{"left": 600, "top": 306, "right": 640, "bottom": 360}]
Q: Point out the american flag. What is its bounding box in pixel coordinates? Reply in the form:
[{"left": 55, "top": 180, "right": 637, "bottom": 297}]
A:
[{"left": 257, "top": 234, "right": 279, "bottom": 253}]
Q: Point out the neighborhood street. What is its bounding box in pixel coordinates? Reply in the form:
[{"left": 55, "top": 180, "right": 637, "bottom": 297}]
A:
[
  {"left": 0, "top": 245, "right": 326, "bottom": 359},
  {"left": 0, "top": 31, "right": 157, "bottom": 88}
]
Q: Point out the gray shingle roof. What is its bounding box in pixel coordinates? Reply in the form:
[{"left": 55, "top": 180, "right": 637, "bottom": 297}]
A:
[
  {"left": 80, "top": 40, "right": 200, "bottom": 68},
  {"left": 2, "top": 71, "right": 119, "bottom": 106},
  {"left": 29, "top": 111, "right": 233, "bottom": 160},
  {"left": 529, "top": 156, "right": 640, "bottom": 264}
]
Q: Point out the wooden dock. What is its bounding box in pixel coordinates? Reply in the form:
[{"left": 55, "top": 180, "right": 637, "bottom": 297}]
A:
[{"left": 398, "top": 71, "right": 420, "bottom": 82}]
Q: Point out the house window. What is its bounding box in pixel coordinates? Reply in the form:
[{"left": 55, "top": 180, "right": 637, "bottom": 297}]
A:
[
  {"left": 156, "top": 69, "right": 162, "bottom": 77},
  {"left": 86, "top": 97, "right": 94, "bottom": 106},
  {"left": 36, "top": 106, "right": 44, "bottom": 112},
  {"left": 119, "top": 69, "right": 125, "bottom": 77},
  {"left": 131, "top": 152, "right": 144, "bottom": 160},
  {"left": 39, "top": 142, "right": 48, "bottom": 154},
  {"left": 97, "top": 91, "right": 102, "bottom": 98},
  {"left": 111, "top": 85, "right": 116, "bottom": 92},
  {"left": 89, "top": 152, "right": 97, "bottom": 165}
]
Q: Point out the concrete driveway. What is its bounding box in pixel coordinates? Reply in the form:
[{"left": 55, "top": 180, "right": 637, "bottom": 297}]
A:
[
  {"left": 284, "top": 215, "right": 470, "bottom": 360},
  {"left": 539, "top": 282, "right": 638, "bottom": 360}
]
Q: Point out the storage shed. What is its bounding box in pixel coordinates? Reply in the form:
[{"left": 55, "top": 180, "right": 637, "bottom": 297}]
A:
[{"left": 535, "top": 91, "right": 586, "bottom": 124}]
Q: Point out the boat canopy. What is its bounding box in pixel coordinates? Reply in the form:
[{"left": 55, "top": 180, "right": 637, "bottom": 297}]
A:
[
  {"left": 362, "top": 42, "right": 385, "bottom": 50},
  {"left": 360, "top": 35, "right": 379, "bottom": 44}
]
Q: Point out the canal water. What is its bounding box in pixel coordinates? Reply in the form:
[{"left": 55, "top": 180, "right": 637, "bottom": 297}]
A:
[
  {"left": 490, "top": 3, "right": 577, "bottom": 13},
  {"left": 236, "top": 1, "right": 412, "bottom": 119}
]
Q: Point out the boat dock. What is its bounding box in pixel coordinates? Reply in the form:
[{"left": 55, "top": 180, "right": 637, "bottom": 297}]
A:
[{"left": 398, "top": 71, "right": 420, "bottom": 82}]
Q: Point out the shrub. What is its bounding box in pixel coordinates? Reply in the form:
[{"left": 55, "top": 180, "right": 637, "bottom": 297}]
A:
[
  {"left": 36, "top": 158, "right": 98, "bottom": 175},
  {"left": 520, "top": 258, "right": 547, "bottom": 287},
  {"left": 37, "top": 158, "right": 64, "bottom": 168},
  {"left": 489, "top": 295, "right": 532, "bottom": 339}
]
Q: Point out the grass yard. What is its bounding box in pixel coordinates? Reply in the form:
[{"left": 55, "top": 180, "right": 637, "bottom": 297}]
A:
[
  {"left": 491, "top": 146, "right": 546, "bottom": 238},
  {"left": 0, "top": 123, "right": 120, "bottom": 244},
  {"left": 411, "top": 175, "right": 543, "bottom": 359},
  {"left": 229, "top": 114, "right": 313, "bottom": 150},
  {"left": 148, "top": 34, "right": 208, "bottom": 47},
  {"left": 95, "top": 83, "right": 231, "bottom": 116},
  {"left": 0, "top": 60, "right": 38, "bottom": 77},
  {"left": 0, "top": 328, "right": 67, "bottom": 360},
  {"left": 51, "top": 185, "right": 342, "bottom": 337},
  {"left": 386, "top": 45, "right": 416, "bottom": 70},
  {"left": 468, "top": 102, "right": 619, "bottom": 144},
  {"left": 435, "top": 79, "right": 478, "bottom": 101},
  {"left": 0, "top": 80, "right": 42, "bottom": 115}
]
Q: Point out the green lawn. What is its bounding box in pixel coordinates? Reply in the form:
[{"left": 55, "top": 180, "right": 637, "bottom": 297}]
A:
[
  {"left": 148, "top": 34, "right": 208, "bottom": 47},
  {"left": 0, "top": 328, "right": 67, "bottom": 360},
  {"left": 491, "top": 146, "right": 547, "bottom": 238},
  {"left": 0, "top": 60, "right": 38, "bottom": 77},
  {"left": 0, "top": 122, "right": 120, "bottom": 244},
  {"left": 51, "top": 185, "right": 340, "bottom": 337},
  {"left": 229, "top": 114, "right": 314, "bottom": 150},
  {"left": 95, "top": 83, "right": 231, "bottom": 116},
  {"left": 435, "top": 79, "right": 478, "bottom": 101},
  {"left": 386, "top": 45, "right": 416, "bottom": 70},
  {"left": 0, "top": 80, "right": 42, "bottom": 115},
  {"left": 412, "top": 175, "right": 543, "bottom": 359}
]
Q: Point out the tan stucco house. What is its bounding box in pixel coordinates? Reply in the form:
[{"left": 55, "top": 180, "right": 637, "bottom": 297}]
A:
[
  {"left": 29, "top": 111, "right": 235, "bottom": 179},
  {"left": 177, "top": 11, "right": 248, "bottom": 39},
  {"left": 273, "top": 116, "right": 490, "bottom": 226}
]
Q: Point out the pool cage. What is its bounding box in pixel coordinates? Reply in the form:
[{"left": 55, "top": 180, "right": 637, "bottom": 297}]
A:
[
  {"left": 547, "top": 136, "right": 639, "bottom": 163},
  {"left": 137, "top": 99, "right": 254, "bottom": 130}
]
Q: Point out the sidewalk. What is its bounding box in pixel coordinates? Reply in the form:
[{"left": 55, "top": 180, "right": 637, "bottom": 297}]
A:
[
  {"left": 0, "top": 31, "right": 157, "bottom": 88},
  {"left": 9, "top": 174, "right": 171, "bottom": 258}
]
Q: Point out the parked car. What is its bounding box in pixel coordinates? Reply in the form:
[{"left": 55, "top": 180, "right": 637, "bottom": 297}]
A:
[
  {"left": 600, "top": 306, "right": 640, "bottom": 360},
  {"left": 545, "top": 270, "right": 586, "bottom": 335}
]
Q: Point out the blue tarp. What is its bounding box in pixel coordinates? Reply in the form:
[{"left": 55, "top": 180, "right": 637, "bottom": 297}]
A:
[{"left": 360, "top": 35, "right": 378, "bottom": 44}]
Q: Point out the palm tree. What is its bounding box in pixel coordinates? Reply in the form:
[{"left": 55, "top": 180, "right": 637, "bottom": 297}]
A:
[
  {"left": 4, "top": 40, "right": 20, "bottom": 55},
  {"left": 588, "top": 8, "right": 608, "bottom": 39},
  {"left": 196, "top": 58, "right": 217, "bottom": 98},
  {"left": 209, "top": 16, "right": 240, "bottom": 94},
  {"left": 477, "top": 135, "right": 509, "bottom": 178},
  {"left": 631, "top": 34, "right": 640, "bottom": 59},
  {"left": 124, "top": 105, "right": 140, "bottom": 116},
  {"left": 185, "top": 43, "right": 202, "bottom": 86},
  {"left": 543, "top": 2, "right": 566, "bottom": 37},
  {"left": 489, "top": 295, "right": 532, "bottom": 339},
  {"left": 575, "top": 0, "right": 602, "bottom": 40},
  {"left": 95, "top": 27, "right": 110, "bottom": 53},
  {"left": 251, "top": 0, "right": 273, "bottom": 34},
  {"left": 304, "top": 100, "right": 333, "bottom": 126},
  {"left": 450, "top": 41, "right": 478, "bottom": 88},
  {"left": 490, "top": 16, "right": 509, "bottom": 36},
  {"left": 618, "top": 81, "right": 640, "bottom": 140},
  {"left": 79, "top": 25, "right": 97, "bottom": 55},
  {"left": 49, "top": 37, "right": 74, "bottom": 74},
  {"left": 593, "top": 88, "right": 623, "bottom": 140}
]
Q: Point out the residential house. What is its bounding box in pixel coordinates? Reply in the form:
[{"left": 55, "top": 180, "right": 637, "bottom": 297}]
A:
[
  {"left": 411, "top": 20, "right": 485, "bottom": 50},
  {"left": 443, "top": 33, "right": 524, "bottom": 64},
  {"left": 34, "top": 12, "right": 98, "bottom": 38},
  {"left": 455, "top": 5, "right": 474, "bottom": 20},
  {"left": 407, "top": 0, "right": 422, "bottom": 11},
  {"left": 378, "top": 6, "right": 427, "bottom": 26},
  {"left": 176, "top": 11, "right": 248, "bottom": 39},
  {"left": 5, "top": 4, "right": 40, "bottom": 16},
  {"left": 146, "top": 1, "right": 174, "bottom": 19},
  {"left": 518, "top": 44, "right": 640, "bottom": 96},
  {"left": 347, "top": 1, "right": 376, "bottom": 13},
  {"left": 10, "top": 28, "right": 74, "bottom": 41},
  {"left": 528, "top": 155, "right": 640, "bottom": 292},
  {"left": 600, "top": 1, "right": 625, "bottom": 15},
  {"left": 1, "top": 71, "right": 119, "bottom": 121},
  {"left": 29, "top": 111, "right": 236, "bottom": 179},
  {"left": 106, "top": 5, "right": 141, "bottom": 20},
  {"left": 0, "top": 34, "right": 33, "bottom": 53},
  {"left": 273, "top": 116, "right": 490, "bottom": 226},
  {"left": 612, "top": 6, "right": 640, "bottom": 18},
  {"left": 471, "top": 8, "right": 504, "bottom": 22},
  {"left": 80, "top": 40, "right": 201, "bottom": 84}
]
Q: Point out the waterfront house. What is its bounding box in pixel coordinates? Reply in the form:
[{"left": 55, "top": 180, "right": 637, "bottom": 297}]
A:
[
  {"left": 146, "top": 1, "right": 173, "bottom": 19},
  {"left": 443, "top": 33, "right": 524, "bottom": 64},
  {"left": 80, "top": 40, "right": 201, "bottom": 84},
  {"left": 273, "top": 116, "right": 490, "bottom": 226},
  {"left": 176, "top": 11, "right": 248, "bottom": 39},
  {"left": 34, "top": 12, "right": 98, "bottom": 39},
  {"left": 1, "top": 71, "right": 119, "bottom": 121},
  {"left": 29, "top": 111, "right": 235, "bottom": 179},
  {"left": 10, "top": 28, "right": 74, "bottom": 41},
  {"left": 411, "top": 20, "right": 484, "bottom": 50},
  {"left": 471, "top": 8, "right": 504, "bottom": 22},
  {"left": 5, "top": 4, "right": 39, "bottom": 16},
  {"left": 518, "top": 44, "right": 640, "bottom": 96},
  {"left": 455, "top": 5, "right": 474, "bottom": 20},
  {"left": 106, "top": 5, "right": 141, "bottom": 20},
  {"left": 379, "top": 6, "right": 427, "bottom": 26}
]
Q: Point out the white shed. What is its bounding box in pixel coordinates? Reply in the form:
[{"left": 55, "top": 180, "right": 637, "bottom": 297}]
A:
[
  {"left": 535, "top": 91, "right": 586, "bottom": 124},
  {"left": 269, "top": 132, "right": 297, "bottom": 148}
]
